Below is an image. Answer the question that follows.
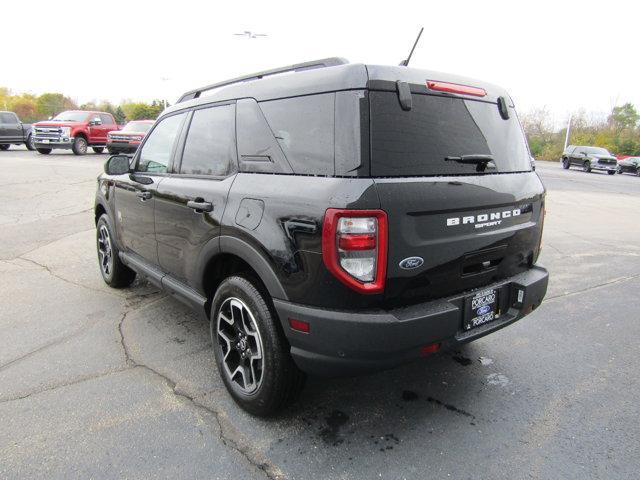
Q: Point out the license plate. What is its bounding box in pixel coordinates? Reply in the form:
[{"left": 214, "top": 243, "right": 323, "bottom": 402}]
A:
[{"left": 464, "top": 288, "right": 499, "bottom": 331}]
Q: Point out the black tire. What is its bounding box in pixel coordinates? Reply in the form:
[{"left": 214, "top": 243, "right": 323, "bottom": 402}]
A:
[
  {"left": 562, "top": 158, "right": 570, "bottom": 169},
  {"left": 107, "top": 147, "right": 119, "bottom": 155},
  {"left": 72, "top": 136, "right": 88, "bottom": 155},
  {"left": 26, "top": 134, "right": 36, "bottom": 151},
  {"left": 96, "top": 214, "right": 136, "bottom": 288},
  {"left": 0, "top": 144, "right": 9, "bottom": 151},
  {"left": 583, "top": 161, "right": 591, "bottom": 173},
  {"left": 92, "top": 147, "right": 104, "bottom": 154},
  {"left": 607, "top": 170, "right": 615, "bottom": 175},
  {"left": 36, "top": 148, "right": 52, "bottom": 154},
  {"left": 211, "top": 275, "right": 305, "bottom": 416},
  {"left": 637, "top": 168, "right": 640, "bottom": 177}
]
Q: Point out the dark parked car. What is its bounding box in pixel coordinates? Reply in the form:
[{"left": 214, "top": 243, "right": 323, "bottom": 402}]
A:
[
  {"left": 107, "top": 120, "right": 155, "bottom": 154},
  {"left": 94, "top": 58, "right": 548, "bottom": 416},
  {"left": 561, "top": 145, "right": 618, "bottom": 174},
  {"left": 617, "top": 156, "right": 640, "bottom": 176},
  {"left": 0, "top": 111, "right": 35, "bottom": 151}
]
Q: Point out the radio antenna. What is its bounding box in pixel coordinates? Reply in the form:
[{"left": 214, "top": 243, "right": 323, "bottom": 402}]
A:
[{"left": 399, "top": 27, "right": 424, "bottom": 67}]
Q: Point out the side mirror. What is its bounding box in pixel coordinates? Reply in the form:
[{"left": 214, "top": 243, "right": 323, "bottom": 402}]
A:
[{"left": 104, "top": 155, "right": 131, "bottom": 175}]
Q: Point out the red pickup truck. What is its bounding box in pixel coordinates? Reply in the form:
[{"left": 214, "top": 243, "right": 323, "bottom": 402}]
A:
[{"left": 32, "top": 110, "right": 120, "bottom": 155}]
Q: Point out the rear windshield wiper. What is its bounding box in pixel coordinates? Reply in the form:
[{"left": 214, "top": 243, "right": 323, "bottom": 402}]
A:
[{"left": 445, "top": 154, "right": 496, "bottom": 172}]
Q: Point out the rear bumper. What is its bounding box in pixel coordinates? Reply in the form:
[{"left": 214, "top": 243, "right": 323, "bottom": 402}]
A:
[{"left": 274, "top": 265, "right": 548, "bottom": 377}]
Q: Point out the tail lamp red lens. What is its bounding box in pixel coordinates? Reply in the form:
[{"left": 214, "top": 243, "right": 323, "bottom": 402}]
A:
[
  {"left": 427, "top": 81, "right": 487, "bottom": 97},
  {"left": 322, "top": 209, "right": 388, "bottom": 294}
]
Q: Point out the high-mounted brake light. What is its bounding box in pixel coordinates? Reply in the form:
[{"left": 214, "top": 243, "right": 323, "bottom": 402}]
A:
[
  {"left": 322, "top": 209, "right": 388, "bottom": 294},
  {"left": 427, "top": 81, "right": 487, "bottom": 97}
]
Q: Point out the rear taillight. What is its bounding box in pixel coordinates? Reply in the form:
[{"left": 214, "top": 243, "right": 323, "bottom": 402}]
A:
[{"left": 322, "top": 209, "right": 387, "bottom": 294}]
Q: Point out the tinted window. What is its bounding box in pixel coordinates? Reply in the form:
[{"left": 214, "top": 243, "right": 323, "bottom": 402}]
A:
[
  {"left": 236, "top": 98, "right": 291, "bottom": 174},
  {"left": 370, "top": 92, "right": 531, "bottom": 176},
  {"left": 100, "top": 114, "right": 113, "bottom": 125},
  {"left": 180, "top": 104, "right": 236, "bottom": 176},
  {"left": 138, "top": 113, "right": 186, "bottom": 173},
  {"left": 259, "top": 93, "right": 334, "bottom": 175},
  {"left": 0, "top": 112, "right": 17, "bottom": 123}
]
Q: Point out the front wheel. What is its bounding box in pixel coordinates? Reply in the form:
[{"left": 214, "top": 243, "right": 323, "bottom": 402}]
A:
[
  {"left": 92, "top": 147, "right": 104, "bottom": 154},
  {"left": 583, "top": 161, "right": 592, "bottom": 173},
  {"left": 607, "top": 170, "right": 615, "bottom": 175},
  {"left": 211, "top": 276, "right": 305, "bottom": 416},
  {"left": 0, "top": 144, "right": 9, "bottom": 151},
  {"left": 36, "top": 148, "right": 52, "bottom": 154},
  {"left": 107, "top": 147, "right": 119, "bottom": 155},
  {"left": 96, "top": 214, "right": 136, "bottom": 288},
  {"left": 72, "top": 136, "right": 88, "bottom": 155},
  {"left": 26, "top": 134, "right": 36, "bottom": 151},
  {"left": 562, "top": 158, "right": 570, "bottom": 169}
]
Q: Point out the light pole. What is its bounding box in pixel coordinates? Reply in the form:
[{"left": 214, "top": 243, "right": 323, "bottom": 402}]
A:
[{"left": 563, "top": 113, "right": 572, "bottom": 151}]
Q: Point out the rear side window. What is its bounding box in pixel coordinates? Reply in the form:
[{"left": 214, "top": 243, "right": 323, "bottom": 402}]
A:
[
  {"left": 180, "top": 104, "right": 236, "bottom": 176},
  {"left": 100, "top": 114, "right": 113, "bottom": 125},
  {"left": 260, "top": 93, "right": 334, "bottom": 175},
  {"left": 0, "top": 112, "right": 17, "bottom": 123},
  {"left": 370, "top": 92, "right": 531, "bottom": 176},
  {"left": 138, "top": 113, "right": 186, "bottom": 173}
]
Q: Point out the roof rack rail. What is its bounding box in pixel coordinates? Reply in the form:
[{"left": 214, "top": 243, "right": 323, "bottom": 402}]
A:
[{"left": 177, "top": 57, "right": 349, "bottom": 103}]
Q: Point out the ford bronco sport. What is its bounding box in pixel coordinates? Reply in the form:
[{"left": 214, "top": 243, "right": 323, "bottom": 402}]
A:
[{"left": 94, "top": 58, "right": 548, "bottom": 416}]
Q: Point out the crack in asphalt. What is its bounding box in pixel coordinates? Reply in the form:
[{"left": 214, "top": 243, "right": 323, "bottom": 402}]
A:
[
  {"left": 18, "top": 256, "right": 119, "bottom": 297},
  {"left": 0, "top": 367, "right": 131, "bottom": 404},
  {"left": 546, "top": 272, "right": 640, "bottom": 301},
  {"left": 117, "top": 308, "right": 283, "bottom": 480}
]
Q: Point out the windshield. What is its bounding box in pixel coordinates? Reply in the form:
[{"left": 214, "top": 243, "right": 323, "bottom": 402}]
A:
[
  {"left": 370, "top": 92, "right": 531, "bottom": 176},
  {"left": 122, "top": 121, "right": 153, "bottom": 133},
  {"left": 52, "top": 111, "right": 89, "bottom": 122},
  {"left": 584, "top": 146, "right": 611, "bottom": 155}
]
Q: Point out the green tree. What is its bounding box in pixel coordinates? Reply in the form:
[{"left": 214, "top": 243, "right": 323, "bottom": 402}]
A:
[
  {"left": 36, "top": 93, "right": 77, "bottom": 118},
  {"left": 608, "top": 103, "right": 639, "bottom": 131}
]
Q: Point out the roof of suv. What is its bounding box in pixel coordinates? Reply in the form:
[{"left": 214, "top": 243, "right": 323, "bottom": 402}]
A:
[{"left": 166, "top": 58, "right": 512, "bottom": 115}]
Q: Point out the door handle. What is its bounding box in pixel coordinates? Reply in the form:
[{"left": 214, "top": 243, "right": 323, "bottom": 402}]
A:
[
  {"left": 187, "top": 200, "right": 213, "bottom": 213},
  {"left": 137, "top": 191, "right": 152, "bottom": 200}
]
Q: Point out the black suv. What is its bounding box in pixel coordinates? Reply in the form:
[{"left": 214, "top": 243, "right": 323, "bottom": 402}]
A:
[
  {"left": 95, "top": 58, "right": 548, "bottom": 416},
  {"left": 562, "top": 145, "right": 618, "bottom": 174}
]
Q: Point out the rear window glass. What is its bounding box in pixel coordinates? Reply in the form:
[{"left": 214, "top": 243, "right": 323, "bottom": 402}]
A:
[
  {"left": 370, "top": 92, "right": 531, "bottom": 176},
  {"left": 259, "top": 93, "right": 334, "bottom": 175},
  {"left": 180, "top": 104, "right": 235, "bottom": 176}
]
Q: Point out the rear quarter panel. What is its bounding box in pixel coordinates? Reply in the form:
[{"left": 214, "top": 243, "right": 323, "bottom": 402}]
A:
[{"left": 223, "top": 173, "right": 384, "bottom": 308}]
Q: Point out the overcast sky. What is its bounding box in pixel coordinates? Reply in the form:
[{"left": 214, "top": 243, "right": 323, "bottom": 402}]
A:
[{"left": 4, "top": 0, "right": 636, "bottom": 125}]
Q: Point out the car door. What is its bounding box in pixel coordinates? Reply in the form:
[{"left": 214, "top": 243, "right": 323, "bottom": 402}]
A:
[
  {"left": 571, "top": 147, "right": 583, "bottom": 166},
  {"left": 113, "top": 111, "right": 188, "bottom": 266},
  {"left": 154, "top": 103, "right": 237, "bottom": 287},
  {"left": 0, "top": 112, "right": 21, "bottom": 142}
]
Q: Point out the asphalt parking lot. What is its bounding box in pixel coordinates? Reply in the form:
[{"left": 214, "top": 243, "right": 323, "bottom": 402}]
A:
[{"left": 1, "top": 148, "right": 638, "bottom": 480}]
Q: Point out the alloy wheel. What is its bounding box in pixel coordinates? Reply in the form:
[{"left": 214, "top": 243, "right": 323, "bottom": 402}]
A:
[
  {"left": 97, "top": 225, "right": 113, "bottom": 277},
  {"left": 216, "top": 297, "right": 264, "bottom": 394}
]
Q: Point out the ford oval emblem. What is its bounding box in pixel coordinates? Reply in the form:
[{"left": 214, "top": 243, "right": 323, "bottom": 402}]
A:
[
  {"left": 399, "top": 256, "right": 424, "bottom": 270},
  {"left": 477, "top": 305, "right": 492, "bottom": 316}
]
